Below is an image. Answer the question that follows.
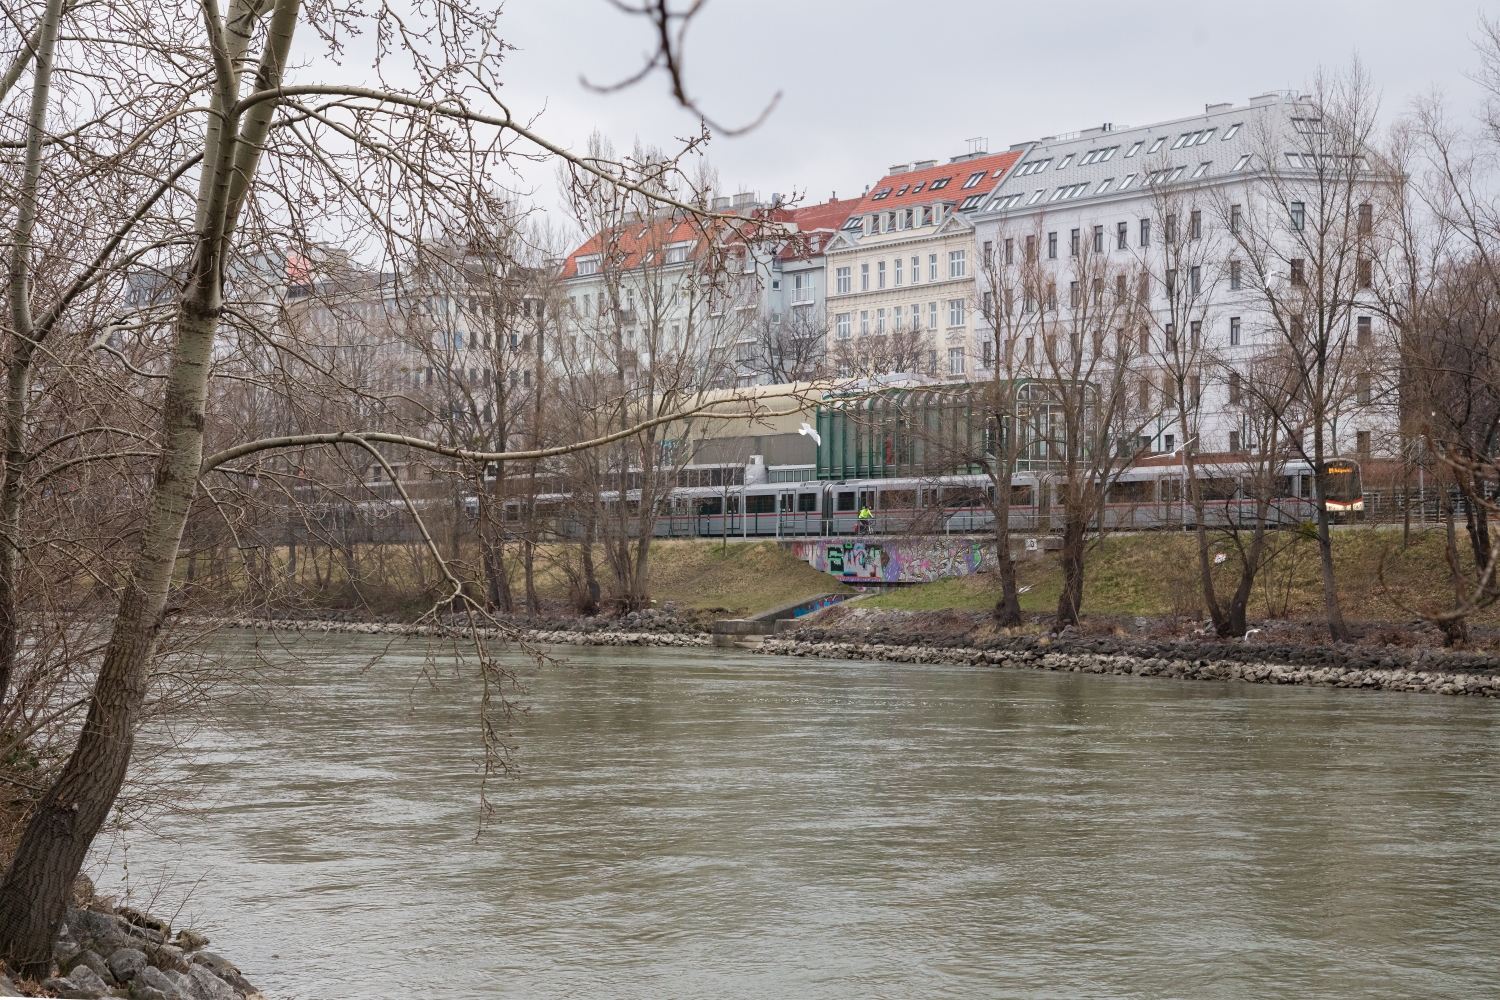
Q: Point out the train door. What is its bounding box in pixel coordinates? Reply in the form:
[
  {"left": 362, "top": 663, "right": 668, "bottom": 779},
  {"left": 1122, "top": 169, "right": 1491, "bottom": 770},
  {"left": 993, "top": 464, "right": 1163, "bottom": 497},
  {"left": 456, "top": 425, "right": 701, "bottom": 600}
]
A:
[{"left": 778, "top": 489, "right": 797, "bottom": 536}]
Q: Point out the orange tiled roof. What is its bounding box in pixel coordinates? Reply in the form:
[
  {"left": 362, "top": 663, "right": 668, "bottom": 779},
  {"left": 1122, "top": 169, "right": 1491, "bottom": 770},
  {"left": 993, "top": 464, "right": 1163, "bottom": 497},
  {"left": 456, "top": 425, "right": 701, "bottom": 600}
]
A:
[{"left": 851, "top": 150, "right": 1024, "bottom": 216}]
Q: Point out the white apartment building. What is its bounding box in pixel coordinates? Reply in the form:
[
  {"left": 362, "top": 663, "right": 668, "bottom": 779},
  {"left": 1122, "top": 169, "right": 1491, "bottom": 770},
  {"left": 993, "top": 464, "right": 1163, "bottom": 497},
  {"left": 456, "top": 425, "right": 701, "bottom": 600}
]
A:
[
  {"left": 823, "top": 146, "right": 1024, "bottom": 379},
  {"left": 970, "top": 92, "right": 1395, "bottom": 463}
]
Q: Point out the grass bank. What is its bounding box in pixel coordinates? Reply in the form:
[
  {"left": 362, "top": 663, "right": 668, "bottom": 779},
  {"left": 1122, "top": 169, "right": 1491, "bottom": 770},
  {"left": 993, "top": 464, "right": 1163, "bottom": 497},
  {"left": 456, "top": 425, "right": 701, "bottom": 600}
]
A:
[{"left": 863, "top": 525, "right": 1499, "bottom": 625}]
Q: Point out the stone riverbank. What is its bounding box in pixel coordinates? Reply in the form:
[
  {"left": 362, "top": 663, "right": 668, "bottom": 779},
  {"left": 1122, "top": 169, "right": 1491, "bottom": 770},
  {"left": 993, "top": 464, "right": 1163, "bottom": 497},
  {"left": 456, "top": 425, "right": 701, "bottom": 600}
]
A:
[{"left": 1, "top": 899, "right": 264, "bottom": 999}]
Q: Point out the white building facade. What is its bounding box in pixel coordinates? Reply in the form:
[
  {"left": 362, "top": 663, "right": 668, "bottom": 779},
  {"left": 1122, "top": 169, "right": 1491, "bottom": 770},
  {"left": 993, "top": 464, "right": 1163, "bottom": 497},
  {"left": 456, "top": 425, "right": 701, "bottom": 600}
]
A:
[{"left": 969, "top": 92, "right": 1396, "bottom": 464}]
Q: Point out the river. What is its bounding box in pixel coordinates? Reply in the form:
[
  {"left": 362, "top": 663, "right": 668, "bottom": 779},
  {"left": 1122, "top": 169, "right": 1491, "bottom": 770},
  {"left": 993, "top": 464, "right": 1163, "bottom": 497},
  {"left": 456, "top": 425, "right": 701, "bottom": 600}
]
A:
[{"left": 97, "top": 634, "right": 1500, "bottom": 999}]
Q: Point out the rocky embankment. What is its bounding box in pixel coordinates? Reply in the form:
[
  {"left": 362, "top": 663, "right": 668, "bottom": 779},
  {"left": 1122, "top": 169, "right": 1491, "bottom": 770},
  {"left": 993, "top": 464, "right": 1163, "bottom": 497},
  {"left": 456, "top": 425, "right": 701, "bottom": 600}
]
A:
[
  {"left": 761, "top": 608, "right": 1500, "bottom": 698},
  {"left": 212, "top": 602, "right": 711, "bottom": 648},
  {"left": 1, "top": 901, "right": 262, "bottom": 999}
]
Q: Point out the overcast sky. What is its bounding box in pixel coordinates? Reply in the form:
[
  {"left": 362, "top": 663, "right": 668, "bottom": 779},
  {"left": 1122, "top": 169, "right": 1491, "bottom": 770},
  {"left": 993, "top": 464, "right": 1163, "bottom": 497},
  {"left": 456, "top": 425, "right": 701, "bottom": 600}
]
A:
[{"left": 484, "top": 0, "right": 1491, "bottom": 218}]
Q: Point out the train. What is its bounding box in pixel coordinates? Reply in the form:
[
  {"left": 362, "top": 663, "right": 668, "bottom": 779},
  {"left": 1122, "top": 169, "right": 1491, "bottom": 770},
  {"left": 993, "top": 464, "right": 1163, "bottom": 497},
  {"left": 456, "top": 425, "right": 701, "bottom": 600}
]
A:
[{"left": 502, "top": 456, "right": 1365, "bottom": 539}]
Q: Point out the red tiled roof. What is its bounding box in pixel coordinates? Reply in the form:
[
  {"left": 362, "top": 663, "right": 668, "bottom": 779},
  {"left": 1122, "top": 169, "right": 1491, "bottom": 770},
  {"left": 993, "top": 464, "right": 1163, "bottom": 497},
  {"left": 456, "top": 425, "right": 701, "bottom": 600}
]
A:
[
  {"left": 778, "top": 197, "right": 862, "bottom": 260},
  {"left": 850, "top": 150, "right": 1024, "bottom": 216},
  {"left": 558, "top": 215, "right": 714, "bottom": 280}
]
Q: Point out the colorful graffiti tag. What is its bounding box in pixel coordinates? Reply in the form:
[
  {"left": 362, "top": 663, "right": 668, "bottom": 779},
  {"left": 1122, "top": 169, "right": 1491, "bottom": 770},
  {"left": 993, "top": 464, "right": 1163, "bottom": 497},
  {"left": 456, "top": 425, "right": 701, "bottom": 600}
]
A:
[{"left": 791, "top": 538, "right": 985, "bottom": 584}]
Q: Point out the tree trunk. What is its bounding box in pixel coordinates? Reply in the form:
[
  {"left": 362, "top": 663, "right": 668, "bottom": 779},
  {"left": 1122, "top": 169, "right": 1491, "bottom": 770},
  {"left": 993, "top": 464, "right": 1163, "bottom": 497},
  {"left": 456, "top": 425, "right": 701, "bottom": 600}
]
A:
[
  {"left": 991, "top": 477, "right": 1021, "bottom": 627},
  {"left": 523, "top": 533, "right": 539, "bottom": 615},
  {"left": 1442, "top": 495, "right": 1468, "bottom": 646},
  {"left": 1054, "top": 508, "right": 1087, "bottom": 627},
  {"left": 0, "top": 288, "right": 219, "bottom": 977}
]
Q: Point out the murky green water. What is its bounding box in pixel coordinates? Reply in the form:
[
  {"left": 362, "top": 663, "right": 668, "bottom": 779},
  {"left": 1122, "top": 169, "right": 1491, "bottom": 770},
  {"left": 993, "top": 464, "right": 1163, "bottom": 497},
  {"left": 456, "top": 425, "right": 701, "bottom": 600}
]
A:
[{"left": 101, "top": 635, "right": 1500, "bottom": 999}]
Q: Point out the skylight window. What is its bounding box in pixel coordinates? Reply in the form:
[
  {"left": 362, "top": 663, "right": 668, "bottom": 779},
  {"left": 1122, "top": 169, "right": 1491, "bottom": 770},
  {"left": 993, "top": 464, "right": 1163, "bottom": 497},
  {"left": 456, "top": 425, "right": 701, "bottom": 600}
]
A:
[
  {"left": 1148, "top": 137, "right": 1166, "bottom": 154},
  {"left": 1048, "top": 187, "right": 1066, "bottom": 202},
  {"left": 1119, "top": 172, "right": 1136, "bottom": 188},
  {"left": 1172, "top": 133, "right": 1194, "bottom": 150},
  {"left": 1080, "top": 150, "right": 1098, "bottom": 165},
  {"left": 929, "top": 176, "right": 952, "bottom": 190},
  {"left": 992, "top": 192, "right": 1024, "bottom": 211},
  {"left": 911, "top": 181, "right": 925, "bottom": 193},
  {"left": 1169, "top": 166, "right": 1186, "bottom": 182},
  {"left": 961, "top": 170, "right": 988, "bottom": 189},
  {"left": 1099, "top": 145, "right": 1118, "bottom": 161},
  {"left": 1027, "top": 189, "right": 1045, "bottom": 205},
  {"left": 960, "top": 194, "right": 984, "bottom": 210},
  {"left": 1285, "top": 152, "right": 1305, "bottom": 168},
  {"left": 870, "top": 187, "right": 893, "bottom": 201},
  {"left": 1126, "top": 141, "right": 1144, "bottom": 157},
  {"left": 1234, "top": 153, "right": 1252, "bottom": 171},
  {"left": 1196, "top": 128, "right": 1216, "bottom": 145},
  {"left": 895, "top": 184, "right": 909, "bottom": 196},
  {"left": 842, "top": 216, "right": 863, "bottom": 230},
  {"left": 1191, "top": 162, "right": 1211, "bottom": 178},
  {"left": 1095, "top": 178, "right": 1114, "bottom": 194},
  {"left": 1057, "top": 154, "right": 1074, "bottom": 169},
  {"left": 1222, "top": 123, "right": 1241, "bottom": 140}
]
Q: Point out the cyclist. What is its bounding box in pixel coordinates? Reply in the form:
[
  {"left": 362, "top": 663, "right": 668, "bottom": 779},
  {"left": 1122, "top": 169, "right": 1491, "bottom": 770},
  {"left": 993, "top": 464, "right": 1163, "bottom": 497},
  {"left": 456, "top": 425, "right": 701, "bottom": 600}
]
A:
[{"left": 857, "top": 503, "right": 873, "bottom": 534}]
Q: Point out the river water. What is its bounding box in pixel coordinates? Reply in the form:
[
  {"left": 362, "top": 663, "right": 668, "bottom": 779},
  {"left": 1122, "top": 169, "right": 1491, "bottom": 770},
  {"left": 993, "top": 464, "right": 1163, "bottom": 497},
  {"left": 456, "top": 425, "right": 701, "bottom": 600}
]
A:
[{"left": 99, "top": 635, "right": 1500, "bottom": 999}]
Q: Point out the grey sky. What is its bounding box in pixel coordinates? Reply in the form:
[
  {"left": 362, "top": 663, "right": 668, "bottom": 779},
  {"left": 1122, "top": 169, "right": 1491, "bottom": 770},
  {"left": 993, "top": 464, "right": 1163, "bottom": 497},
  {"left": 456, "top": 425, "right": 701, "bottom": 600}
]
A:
[{"left": 490, "top": 0, "right": 1490, "bottom": 214}]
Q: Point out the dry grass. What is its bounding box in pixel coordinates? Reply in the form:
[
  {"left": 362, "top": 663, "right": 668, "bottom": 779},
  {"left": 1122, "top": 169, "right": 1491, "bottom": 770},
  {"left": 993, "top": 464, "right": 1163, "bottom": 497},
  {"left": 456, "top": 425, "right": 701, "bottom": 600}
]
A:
[{"left": 865, "top": 525, "right": 1499, "bottom": 624}]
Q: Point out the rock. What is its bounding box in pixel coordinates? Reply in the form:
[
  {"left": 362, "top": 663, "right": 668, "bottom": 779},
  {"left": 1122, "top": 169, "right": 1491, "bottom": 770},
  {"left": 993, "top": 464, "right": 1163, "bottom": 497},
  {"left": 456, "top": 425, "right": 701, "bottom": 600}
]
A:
[
  {"left": 109, "top": 947, "right": 149, "bottom": 982},
  {"left": 148, "top": 944, "right": 188, "bottom": 973},
  {"left": 133, "top": 965, "right": 182, "bottom": 999},
  {"left": 0, "top": 973, "right": 20, "bottom": 996},
  {"left": 66, "top": 964, "right": 110, "bottom": 998},
  {"left": 70, "top": 949, "right": 113, "bottom": 985},
  {"left": 170, "top": 929, "right": 208, "bottom": 953},
  {"left": 191, "top": 952, "right": 258, "bottom": 996},
  {"left": 184, "top": 965, "right": 236, "bottom": 1000},
  {"left": 55, "top": 938, "right": 82, "bottom": 965}
]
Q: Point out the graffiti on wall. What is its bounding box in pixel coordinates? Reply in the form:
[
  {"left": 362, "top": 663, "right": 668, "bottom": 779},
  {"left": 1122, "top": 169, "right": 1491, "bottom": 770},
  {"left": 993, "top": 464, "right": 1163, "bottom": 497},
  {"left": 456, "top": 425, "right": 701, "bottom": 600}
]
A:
[{"left": 791, "top": 538, "right": 985, "bottom": 584}]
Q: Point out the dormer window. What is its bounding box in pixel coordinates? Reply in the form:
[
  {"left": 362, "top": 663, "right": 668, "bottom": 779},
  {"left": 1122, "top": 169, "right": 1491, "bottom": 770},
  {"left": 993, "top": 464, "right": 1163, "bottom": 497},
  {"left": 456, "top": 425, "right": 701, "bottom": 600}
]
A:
[
  {"left": 665, "top": 244, "right": 690, "bottom": 264},
  {"left": 576, "top": 256, "right": 600, "bottom": 276}
]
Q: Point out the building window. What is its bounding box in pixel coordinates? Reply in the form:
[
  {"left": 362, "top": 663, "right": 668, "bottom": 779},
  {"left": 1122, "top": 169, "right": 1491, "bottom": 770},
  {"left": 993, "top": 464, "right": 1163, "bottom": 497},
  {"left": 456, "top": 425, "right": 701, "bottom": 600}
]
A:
[
  {"left": 860, "top": 310, "right": 869, "bottom": 335},
  {"left": 1189, "top": 375, "right": 1200, "bottom": 408},
  {"left": 1165, "top": 323, "right": 1177, "bottom": 352},
  {"left": 1190, "top": 210, "right": 1202, "bottom": 239},
  {"left": 1290, "top": 201, "right": 1305, "bottom": 230},
  {"left": 1231, "top": 203, "right": 1242, "bottom": 234},
  {"left": 894, "top": 257, "right": 903, "bottom": 286},
  {"left": 1070, "top": 281, "right": 1080, "bottom": 309},
  {"left": 1230, "top": 315, "right": 1241, "bottom": 346},
  {"left": 1190, "top": 265, "right": 1201, "bottom": 295},
  {"left": 948, "top": 250, "right": 967, "bottom": 279},
  {"left": 1357, "top": 372, "right": 1371, "bottom": 405},
  {"left": 1358, "top": 315, "right": 1372, "bottom": 347},
  {"left": 1026, "top": 235, "right": 1037, "bottom": 261},
  {"left": 1004, "top": 238, "right": 1014, "bottom": 265},
  {"left": 1358, "top": 202, "right": 1373, "bottom": 235},
  {"left": 928, "top": 349, "right": 938, "bottom": 374},
  {"left": 1114, "top": 222, "right": 1128, "bottom": 253},
  {"left": 1070, "top": 228, "right": 1080, "bottom": 257},
  {"left": 836, "top": 313, "right": 851, "bottom": 339},
  {"left": 1357, "top": 258, "right": 1372, "bottom": 288},
  {"left": 1093, "top": 225, "right": 1104, "bottom": 253},
  {"left": 929, "top": 254, "right": 939, "bottom": 281},
  {"left": 1047, "top": 282, "right": 1057, "bottom": 311},
  {"left": 1166, "top": 269, "right": 1177, "bottom": 295},
  {"left": 1229, "top": 430, "right": 1241, "bottom": 452},
  {"left": 1290, "top": 259, "right": 1305, "bottom": 285},
  {"left": 1228, "top": 370, "right": 1242, "bottom": 404},
  {"left": 911, "top": 304, "right": 922, "bottom": 329},
  {"left": 1230, "top": 260, "right": 1242, "bottom": 290},
  {"left": 982, "top": 290, "right": 993, "bottom": 316},
  {"left": 1140, "top": 218, "right": 1151, "bottom": 246},
  {"left": 1165, "top": 214, "right": 1177, "bottom": 243},
  {"left": 948, "top": 299, "right": 966, "bottom": 327},
  {"left": 878, "top": 260, "right": 887, "bottom": 289},
  {"left": 910, "top": 255, "right": 921, "bottom": 282},
  {"left": 1047, "top": 232, "right": 1058, "bottom": 259},
  {"left": 860, "top": 263, "right": 869, "bottom": 291},
  {"left": 928, "top": 302, "right": 938, "bottom": 330},
  {"left": 1025, "top": 337, "right": 1035, "bottom": 364},
  {"left": 1357, "top": 430, "right": 1371, "bottom": 457},
  {"left": 1139, "top": 327, "right": 1151, "bottom": 354},
  {"left": 949, "top": 347, "right": 966, "bottom": 375},
  {"left": 836, "top": 266, "right": 851, "bottom": 294},
  {"left": 1291, "top": 314, "right": 1305, "bottom": 343},
  {"left": 1117, "top": 274, "right": 1127, "bottom": 300},
  {"left": 876, "top": 307, "right": 886, "bottom": 334}
]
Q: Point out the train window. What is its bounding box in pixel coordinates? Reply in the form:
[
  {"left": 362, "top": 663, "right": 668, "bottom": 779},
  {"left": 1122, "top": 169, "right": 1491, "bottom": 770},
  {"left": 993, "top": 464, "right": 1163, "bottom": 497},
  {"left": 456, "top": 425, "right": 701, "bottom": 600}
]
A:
[
  {"left": 1011, "top": 486, "right": 1035, "bottom": 507},
  {"left": 837, "top": 491, "right": 856, "bottom": 512},
  {"left": 1199, "top": 477, "right": 1238, "bottom": 501},
  {"left": 745, "top": 494, "right": 776, "bottom": 514},
  {"left": 947, "top": 488, "right": 988, "bottom": 509},
  {"left": 780, "top": 493, "right": 796, "bottom": 512},
  {"left": 1111, "top": 480, "right": 1153, "bottom": 504},
  {"left": 697, "top": 497, "right": 722, "bottom": 516},
  {"left": 798, "top": 493, "right": 817, "bottom": 512},
  {"left": 883, "top": 489, "right": 916, "bottom": 509}
]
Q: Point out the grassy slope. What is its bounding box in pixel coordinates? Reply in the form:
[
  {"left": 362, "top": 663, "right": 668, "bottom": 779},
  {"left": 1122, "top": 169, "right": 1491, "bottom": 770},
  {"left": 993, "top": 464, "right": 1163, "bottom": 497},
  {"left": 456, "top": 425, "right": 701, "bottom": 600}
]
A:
[{"left": 863, "top": 525, "right": 1496, "bottom": 624}]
